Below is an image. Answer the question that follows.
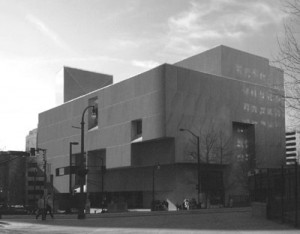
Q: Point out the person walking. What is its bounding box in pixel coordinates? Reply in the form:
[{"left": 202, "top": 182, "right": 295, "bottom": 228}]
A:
[
  {"left": 36, "top": 195, "right": 45, "bottom": 220},
  {"left": 46, "top": 193, "right": 54, "bottom": 219}
]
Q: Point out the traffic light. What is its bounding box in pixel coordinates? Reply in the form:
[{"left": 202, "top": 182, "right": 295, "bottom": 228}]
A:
[
  {"left": 196, "top": 184, "right": 199, "bottom": 190},
  {"left": 77, "top": 169, "right": 89, "bottom": 177}
]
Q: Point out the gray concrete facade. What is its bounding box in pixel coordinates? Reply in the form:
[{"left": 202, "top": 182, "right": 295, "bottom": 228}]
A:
[{"left": 37, "top": 45, "right": 285, "bottom": 210}]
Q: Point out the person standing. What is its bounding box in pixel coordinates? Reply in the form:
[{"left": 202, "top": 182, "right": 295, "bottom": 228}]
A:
[
  {"left": 36, "top": 195, "right": 45, "bottom": 220},
  {"left": 46, "top": 193, "right": 54, "bottom": 219},
  {"left": 184, "top": 198, "right": 190, "bottom": 210}
]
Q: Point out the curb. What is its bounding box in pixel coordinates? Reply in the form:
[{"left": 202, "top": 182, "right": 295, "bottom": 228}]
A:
[
  {"left": 87, "top": 207, "right": 251, "bottom": 219},
  {"left": 1, "top": 207, "right": 251, "bottom": 220}
]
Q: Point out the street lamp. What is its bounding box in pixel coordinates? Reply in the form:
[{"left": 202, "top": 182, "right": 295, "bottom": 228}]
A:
[
  {"left": 78, "top": 105, "right": 97, "bottom": 219},
  {"left": 152, "top": 162, "right": 160, "bottom": 211},
  {"left": 99, "top": 158, "right": 106, "bottom": 212},
  {"left": 179, "top": 128, "right": 201, "bottom": 207},
  {"left": 69, "top": 142, "right": 79, "bottom": 195}
]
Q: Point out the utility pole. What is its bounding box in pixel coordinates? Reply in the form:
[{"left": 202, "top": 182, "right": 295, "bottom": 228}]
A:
[
  {"left": 41, "top": 149, "right": 47, "bottom": 221},
  {"left": 78, "top": 105, "right": 96, "bottom": 219},
  {"left": 31, "top": 148, "right": 47, "bottom": 220},
  {"left": 151, "top": 162, "right": 160, "bottom": 211},
  {"left": 100, "top": 158, "right": 105, "bottom": 212},
  {"left": 69, "top": 142, "right": 79, "bottom": 194}
]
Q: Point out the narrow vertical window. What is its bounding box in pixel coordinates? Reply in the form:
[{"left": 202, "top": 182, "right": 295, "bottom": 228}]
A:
[
  {"left": 131, "top": 119, "right": 142, "bottom": 140},
  {"left": 88, "top": 97, "right": 98, "bottom": 130}
]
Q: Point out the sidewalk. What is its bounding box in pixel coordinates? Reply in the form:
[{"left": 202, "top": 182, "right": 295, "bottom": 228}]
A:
[
  {"left": 0, "top": 207, "right": 298, "bottom": 234},
  {"left": 1, "top": 207, "right": 251, "bottom": 220}
]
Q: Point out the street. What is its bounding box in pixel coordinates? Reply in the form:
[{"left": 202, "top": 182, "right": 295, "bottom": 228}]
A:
[{"left": 0, "top": 208, "right": 298, "bottom": 234}]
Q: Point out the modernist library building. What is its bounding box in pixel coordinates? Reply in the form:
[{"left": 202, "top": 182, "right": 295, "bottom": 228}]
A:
[{"left": 37, "top": 45, "right": 285, "bottom": 210}]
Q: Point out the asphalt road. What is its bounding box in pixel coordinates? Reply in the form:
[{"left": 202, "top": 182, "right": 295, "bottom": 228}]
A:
[{"left": 0, "top": 208, "right": 298, "bottom": 234}]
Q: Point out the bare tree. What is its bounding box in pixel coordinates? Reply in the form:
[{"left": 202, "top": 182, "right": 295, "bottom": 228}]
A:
[
  {"left": 200, "top": 125, "right": 218, "bottom": 164},
  {"left": 223, "top": 161, "right": 250, "bottom": 198},
  {"left": 275, "top": 0, "right": 300, "bottom": 124},
  {"left": 183, "top": 124, "right": 232, "bottom": 165},
  {"left": 216, "top": 130, "right": 233, "bottom": 165}
]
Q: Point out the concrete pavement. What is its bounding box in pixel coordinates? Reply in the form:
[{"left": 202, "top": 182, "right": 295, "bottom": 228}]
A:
[{"left": 0, "top": 207, "right": 298, "bottom": 234}]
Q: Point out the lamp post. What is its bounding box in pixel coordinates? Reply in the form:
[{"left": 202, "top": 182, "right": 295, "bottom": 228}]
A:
[
  {"left": 152, "top": 162, "right": 160, "bottom": 211},
  {"left": 78, "top": 106, "right": 96, "bottom": 220},
  {"left": 99, "top": 158, "right": 106, "bottom": 212},
  {"left": 180, "top": 128, "right": 201, "bottom": 207},
  {"left": 69, "top": 142, "right": 79, "bottom": 194}
]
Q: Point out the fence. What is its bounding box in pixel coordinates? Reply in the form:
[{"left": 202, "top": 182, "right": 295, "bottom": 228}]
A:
[{"left": 248, "top": 163, "right": 300, "bottom": 227}]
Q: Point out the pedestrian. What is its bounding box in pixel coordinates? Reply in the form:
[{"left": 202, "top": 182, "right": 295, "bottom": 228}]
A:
[
  {"left": 184, "top": 198, "right": 190, "bottom": 210},
  {"left": 36, "top": 195, "right": 45, "bottom": 220},
  {"left": 46, "top": 193, "right": 54, "bottom": 219}
]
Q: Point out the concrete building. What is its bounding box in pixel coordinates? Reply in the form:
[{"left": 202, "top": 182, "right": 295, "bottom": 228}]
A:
[
  {"left": 24, "top": 128, "right": 45, "bottom": 207},
  {"left": 25, "top": 128, "right": 37, "bottom": 152},
  {"left": 0, "top": 152, "right": 28, "bottom": 206},
  {"left": 37, "top": 45, "right": 285, "bottom": 210},
  {"left": 55, "top": 66, "right": 113, "bottom": 105}
]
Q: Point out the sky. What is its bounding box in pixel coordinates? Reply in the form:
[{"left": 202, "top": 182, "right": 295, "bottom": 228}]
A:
[{"left": 0, "top": 0, "right": 288, "bottom": 151}]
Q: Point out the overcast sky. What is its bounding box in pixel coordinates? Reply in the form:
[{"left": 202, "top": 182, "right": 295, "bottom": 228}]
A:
[{"left": 0, "top": 0, "right": 287, "bottom": 150}]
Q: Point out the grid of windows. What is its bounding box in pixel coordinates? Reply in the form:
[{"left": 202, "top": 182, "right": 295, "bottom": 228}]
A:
[
  {"left": 285, "top": 131, "right": 299, "bottom": 165},
  {"left": 232, "top": 122, "right": 255, "bottom": 168}
]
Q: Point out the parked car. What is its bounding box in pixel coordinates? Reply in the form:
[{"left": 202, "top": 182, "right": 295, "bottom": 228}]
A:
[{"left": 0, "top": 204, "right": 28, "bottom": 215}]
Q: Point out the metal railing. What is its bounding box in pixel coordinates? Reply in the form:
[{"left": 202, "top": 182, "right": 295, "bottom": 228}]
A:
[{"left": 248, "top": 163, "right": 299, "bottom": 228}]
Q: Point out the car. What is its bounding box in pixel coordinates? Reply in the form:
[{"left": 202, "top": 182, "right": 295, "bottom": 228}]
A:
[{"left": 0, "top": 204, "right": 28, "bottom": 215}]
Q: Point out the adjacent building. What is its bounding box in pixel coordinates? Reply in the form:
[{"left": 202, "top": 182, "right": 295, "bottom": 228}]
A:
[
  {"left": 25, "top": 128, "right": 37, "bottom": 152},
  {"left": 0, "top": 151, "right": 28, "bottom": 206},
  {"left": 37, "top": 45, "right": 285, "bottom": 210}
]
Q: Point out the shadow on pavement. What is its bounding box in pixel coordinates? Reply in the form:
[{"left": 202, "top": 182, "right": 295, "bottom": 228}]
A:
[{"left": 0, "top": 221, "right": 9, "bottom": 227}]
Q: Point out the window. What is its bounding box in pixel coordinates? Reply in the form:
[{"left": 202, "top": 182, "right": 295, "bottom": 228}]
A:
[
  {"left": 232, "top": 122, "right": 255, "bottom": 168},
  {"left": 286, "top": 137, "right": 296, "bottom": 141},
  {"left": 136, "top": 120, "right": 142, "bottom": 135},
  {"left": 28, "top": 181, "right": 44, "bottom": 186},
  {"left": 286, "top": 142, "right": 296, "bottom": 146},
  {"left": 88, "top": 97, "right": 98, "bottom": 130},
  {"left": 28, "top": 162, "right": 37, "bottom": 168},
  {"left": 286, "top": 148, "right": 296, "bottom": 152},
  {"left": 131, "top": 119, "right": 142, "bottom": 140},
  {"left": 28, "top": 171, "right": 38, "bottom": 177}
]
